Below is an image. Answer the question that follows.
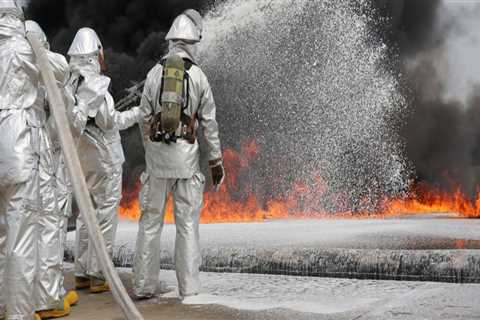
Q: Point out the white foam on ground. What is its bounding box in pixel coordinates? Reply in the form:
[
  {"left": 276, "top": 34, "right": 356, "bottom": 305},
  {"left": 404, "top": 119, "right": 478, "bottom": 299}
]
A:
[
  {"left": 62, "top": 262, "right": 480, "bottom": 318},
  {"left": 141, "top": 269, "right": 480, "bottom": 317}
]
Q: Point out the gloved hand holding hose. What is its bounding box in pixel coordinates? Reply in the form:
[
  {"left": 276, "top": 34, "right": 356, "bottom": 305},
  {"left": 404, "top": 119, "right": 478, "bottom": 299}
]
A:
[{"left": 209, "top": 158, "right": 225, "bottom": 191}]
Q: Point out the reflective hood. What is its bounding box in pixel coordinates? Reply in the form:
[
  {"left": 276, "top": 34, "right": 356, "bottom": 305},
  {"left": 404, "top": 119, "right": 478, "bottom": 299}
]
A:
[
  {"left": 183, "top": 9, "right": 203, "bottom": 34},
  {"left": 68, "top": 27, "right": 103, "bottom": 56},
  {"left": 166, "top": 10, "right": 203, "bottom": 43},
  {"left": 167, "top": 40, "right": 198, "bottom": 64}
]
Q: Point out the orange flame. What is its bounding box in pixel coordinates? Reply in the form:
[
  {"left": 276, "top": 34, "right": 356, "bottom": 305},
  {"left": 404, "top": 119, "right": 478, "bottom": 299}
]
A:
[
  {"left": 381, "top": 185, "right": 480, "bottom": 219},
  {"left": 119, "top": 140, "right": 480, "bottom": 222}
]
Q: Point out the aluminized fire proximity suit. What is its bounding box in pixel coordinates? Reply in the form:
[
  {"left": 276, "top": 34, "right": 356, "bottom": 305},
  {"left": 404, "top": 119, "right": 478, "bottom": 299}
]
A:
[
  {"left": 67, "top": 28, "right": 144, "bottom": 289},
  {"left": 24, "top": 20, "right": 76, "bottom": 314},
  {"left": 133, "top": 9, "right": 224, "bottom": 299},
  {"left": 0, "top": 6, "right": 69, "bottom": 320}
]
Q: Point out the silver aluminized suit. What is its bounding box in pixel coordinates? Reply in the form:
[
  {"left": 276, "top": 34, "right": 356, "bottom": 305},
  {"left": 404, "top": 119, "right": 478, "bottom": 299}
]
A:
[
  {"left": 68, "top": 54, "right": 143, "bottom": 281},
  {"left": 25, "top": 20, "right": 72, "bottom": 313},
  {"left": 133, "top": 41, "right": 222, "bottom": 298},
  {"left": 0, "top": 12, "right": 67, "bottom": 320}
]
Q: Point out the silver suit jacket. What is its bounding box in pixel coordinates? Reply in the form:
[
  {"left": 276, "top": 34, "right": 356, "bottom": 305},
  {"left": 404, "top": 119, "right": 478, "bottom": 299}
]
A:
[
  {"left": 139, "top": 51, "right": 222, "bottom": 179},
  {"left": 0, "top": 16, "right": 68, "bottom": 185},
  {"left": 66, "top": 57, "right": 143, "bottom": 174},
  {"left": 35, "top": 51, "right": 69, "bottom": 176}
]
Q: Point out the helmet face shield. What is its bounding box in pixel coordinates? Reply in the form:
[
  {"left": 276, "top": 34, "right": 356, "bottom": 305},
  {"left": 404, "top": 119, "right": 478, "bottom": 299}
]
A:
[
  {"left": 68, "top": 27, "right": 103, "bottom": 56},
  {"left": 165, "top": 10, "right": 203, "bottom": 42}
]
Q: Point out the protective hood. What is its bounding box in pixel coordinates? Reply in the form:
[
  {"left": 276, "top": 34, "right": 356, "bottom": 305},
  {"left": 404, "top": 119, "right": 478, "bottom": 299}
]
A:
[
  {"left": 25, "top": 20, "right": 49, "bottom": 50},
  {"left": 0, "top": 0, "right": 23, "bottom": 20},
  {"left": 183, "top": 9, "right": 203, "bottom": 34},
  {"left": 166, "top": 10, "right": 203, "bottom": 43},
  {"left": 68, "top": 27, "right": 103, "bottom": 56},
  {"left": 167, "top": 40, "right": 198, "bottom": 64}
]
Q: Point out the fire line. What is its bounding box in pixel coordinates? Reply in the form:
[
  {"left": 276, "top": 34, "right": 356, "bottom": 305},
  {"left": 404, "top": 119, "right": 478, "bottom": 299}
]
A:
[{"left": 120, "top": 141, "right": 480, "bottom": 222}]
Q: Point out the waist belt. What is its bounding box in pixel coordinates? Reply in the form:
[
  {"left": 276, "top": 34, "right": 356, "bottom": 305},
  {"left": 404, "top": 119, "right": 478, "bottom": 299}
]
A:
[{"left": 150, "top": 112, "right": 197, "bottom": 145}]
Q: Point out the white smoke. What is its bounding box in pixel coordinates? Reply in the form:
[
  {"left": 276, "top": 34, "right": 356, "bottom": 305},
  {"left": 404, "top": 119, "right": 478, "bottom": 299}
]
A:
[
  {"left": 408, "top": 0, "right": 480, "bottom": 105},
  {"left": 439, "top": 1, "right": 480, "bottom": 104}
]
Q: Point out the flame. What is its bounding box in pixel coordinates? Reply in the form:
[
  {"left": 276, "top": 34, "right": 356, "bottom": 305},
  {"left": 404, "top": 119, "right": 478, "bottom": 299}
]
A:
[
  {"left": 381, "top": 185, "right": 480, "bottom": 219},
  {"left": 119, "top": 140, "right": 480, "bottom": 222},
  {"left": 119, "top": 141, "right": 268, "bottom": 223}
]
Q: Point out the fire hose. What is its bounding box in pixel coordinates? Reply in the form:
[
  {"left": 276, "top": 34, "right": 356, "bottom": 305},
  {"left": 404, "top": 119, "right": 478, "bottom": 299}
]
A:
[{"left": 26, "top": 34, "right": 144, "bottom": 320}]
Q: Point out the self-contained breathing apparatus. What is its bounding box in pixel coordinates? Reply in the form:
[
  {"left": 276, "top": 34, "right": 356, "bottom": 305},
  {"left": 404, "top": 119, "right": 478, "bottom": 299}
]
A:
[{"left": 149, "top": 55, "right": 197, "bottom": 144}]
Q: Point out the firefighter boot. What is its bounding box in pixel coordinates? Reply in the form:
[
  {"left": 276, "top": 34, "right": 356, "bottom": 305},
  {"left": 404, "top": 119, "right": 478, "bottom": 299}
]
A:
[
  {"left": 75, "top": 276, "right": 90, "bottom": 290},
  {"left": 36, "top": 298, "right": 71, "bottom": 319},
  {"left": 90, "top": 277, "right": 110, "bottom": 294},
  {"left": 65, "top": 291, "right": 79, "bottom": 306}
]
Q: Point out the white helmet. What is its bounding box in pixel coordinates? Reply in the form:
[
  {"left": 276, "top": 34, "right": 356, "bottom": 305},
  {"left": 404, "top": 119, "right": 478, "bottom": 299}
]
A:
[
  {"left": 68, "top": 27, "right": 103, "bottom": 56},
  {"left": 165, "top": 9, "right": 203, "bottom": 42},
  {"left": 0, "top": 0, "right": 23, "bottom": 19},
  {"left": 25, "top": 20, "right": 49, "bottom": 49}
]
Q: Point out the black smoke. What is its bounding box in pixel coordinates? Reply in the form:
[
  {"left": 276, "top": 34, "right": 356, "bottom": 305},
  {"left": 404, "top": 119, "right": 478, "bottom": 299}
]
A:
[
  {"left": 372, "top": 0, "right": 443, "bottom": 54},
  {"left": 370, "top": 0, "right": 480, "bottom": 196},
  {"left": 27, "top": 0, "right": 213, "bottom": 99},
  {"left": 26, "top": 0, "right": 213, "bottom": 189}
]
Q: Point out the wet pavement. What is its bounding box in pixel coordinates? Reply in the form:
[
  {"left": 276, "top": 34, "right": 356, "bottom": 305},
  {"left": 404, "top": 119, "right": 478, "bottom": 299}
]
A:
[{"left": 64, "top": 267, "right": 480, "bottom": 320}]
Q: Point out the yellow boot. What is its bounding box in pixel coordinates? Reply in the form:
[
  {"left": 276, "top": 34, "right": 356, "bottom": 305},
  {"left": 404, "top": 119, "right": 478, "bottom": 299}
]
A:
[
  {"left": 65, "top": 291, "right": 79, "bottom": 306},
  {"left": 35, "top": 314, "right": 41, "bottom": 320},
  {"left": 90, "top": 277, "right": 110, "bottom": 294},
  {"left": 75, "top": 276, "right": 90, "bottom": 290},
  {"left": 36, "top": 298, "right": 71, "bottom": 319}
]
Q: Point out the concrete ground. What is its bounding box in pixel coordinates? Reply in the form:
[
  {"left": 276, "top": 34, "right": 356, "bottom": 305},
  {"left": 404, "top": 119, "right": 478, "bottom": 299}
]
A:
[
  {"left": 65, "top": 272, "right": 242, "bottom": 320},
  {"left": 64, "top": 268, "right": 480, "bottom": 320},
  {"left": 65, "top": 271, "right": 320, "bottom": 320}
]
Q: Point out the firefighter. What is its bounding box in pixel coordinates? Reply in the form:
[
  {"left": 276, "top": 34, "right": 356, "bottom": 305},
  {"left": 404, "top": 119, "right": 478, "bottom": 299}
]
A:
[
  {"left": 0, "top": 3, "right": 73, "bottom": 319},
  {"left": 133, "top": 9, "right": 225, "bottom": 301},
  {"left": 66, "top": 27, "right": 144, "bottom": 294},
  {"left": 25, "top": 20, "right": 79, "bottom": 319}
]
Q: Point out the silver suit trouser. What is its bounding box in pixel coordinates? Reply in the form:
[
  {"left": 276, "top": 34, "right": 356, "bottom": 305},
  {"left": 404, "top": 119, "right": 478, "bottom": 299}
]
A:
[
  {"left": 75, "top": 168, "right": 121, "bottom": 279},
  {"left": 55, "top": 155, "right": 73, "bottom": 219},
  {"left": 34, "top": 150, "right": 68, "bottom": 311},
  {"left": 133, "top": 172, "right": 205, "bottom": 298},
  {"left": 0, "top": 168, "right": 40, "bottom": 320}
]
